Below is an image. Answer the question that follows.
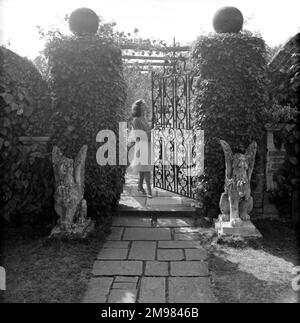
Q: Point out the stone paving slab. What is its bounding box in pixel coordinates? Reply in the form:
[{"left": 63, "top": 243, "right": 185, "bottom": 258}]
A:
[
  {"left": 157, "top": 218, "right": 194, "bottom": 227},
  {"left": 128, "top": 241, "right": 156, "bottom": 260},
  {"left": 174, "top": 233, "right": 200, "bottom": 241},
  {"left": 121, "top": 192, "right": 148, "bottom": 198},
  {"left": 146, "top": 196, "right": 183, "bottom": 206},
  {"left": 82, "top": 277, "right": 113, "bottom": 303},
  {"left": 180, "top": 197, "right": 199, "bottom": 207},
  {"left": 104, "top": 241, "right": 130, "bottom": 249},
  {"left": 115, "top": 276, "right": 139, "bottom": 283},
  {"left": 146, "top": 205, "right": 195, "bottom": 212},
  {"left": 83, "top": 211, "right": 216, "bottom": 303},
  {"left": 107, "top": 227, "right": 124, "bottom": 241},
  {"left": 107, "top": 289, "right": 137, "bottom": 303},
  {"left": 170, "top": 261, "right": 209, "bottom": 277},
  {"left": 158, "top": 240, "right": 201, "bottom": 249},
  {"left": 119, "top": 196, "right": 147, "bottom": 209},
  {"left": 144, "top": 261, "right": 169, "bottom": 276},
  {"left": 123, "top": 227, "right": 171, "bottom": 240},
  {"left": 185, "top": 248, "right": 207, "bottom": 261},
  {"left": 157, "top": 249, "right": 184, "bottom": 261},
  {"left": 92, "top": 261, "right": 143, "bottom": 276},
  {"left": 168, "top": 277, "right": 216, "bottom": 303},
  {"left": 97, "top": 248, "right": 128, "bottom": 260},
  {"left": 112, "top": 282, "right": 137, "bottom": 290},
  {"left": 112, "top": 216, "right": 152, "bottom": 227},
  {"left": 155, "top": 188, "right": 182, "bottom": 197},
  {"left": 139, "top": 277, "right": 166, "bottom": 303},
  {"left": 121, "top": 184, "right": 150, "bottom": 196}
]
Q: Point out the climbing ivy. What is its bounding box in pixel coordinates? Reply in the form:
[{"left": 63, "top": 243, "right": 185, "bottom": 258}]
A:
[
  {"left": 0, "top": 46, "right": 54, "bottom": 227},
  {"left": 273, "top": 38, "right": 300, "bottom": 220},
  {"left": 191, "top": 31, "right": 269, "bottom": 212},
  {"left": 44, "top": 33, "right": 127, "bottom": 222}
]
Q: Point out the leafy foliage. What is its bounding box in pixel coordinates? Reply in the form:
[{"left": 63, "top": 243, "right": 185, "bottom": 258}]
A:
[
  {"left": 0, "top": 46, "right": 54, "bottom": 227},
  {"left": 267, "top": 69, "right": 293, "bottom": 108},
  {"left": 44, "top": 33, "right": 127, "bottom": 221},
  {"left": 273, "top": 46, "right": 300, "bottom": 218},
  {"left": 191, "top": 31, "right": 269, "bottom": 212},
  {"left": 265, "top": 101, "right": 298, "bottom": 124}
]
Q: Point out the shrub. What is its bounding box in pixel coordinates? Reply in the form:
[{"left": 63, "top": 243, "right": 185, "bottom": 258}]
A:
[
  {"left": 265, "top": 34, "right": 300, "bottom": 221},
  {"left": 265, "top": 102, "right": 298, "bottom": 124},
  {"left": 0, "top": 47, "right": 54, "bottom": 228},
  {"left": 273, "top": 48, "right": 300, "bottom": 220},
  {"left": 44, "top": 34, "right": 127, "bottom": 221},
  {"left": 191, "top": 31, "right": 269, "bottom": 212}
]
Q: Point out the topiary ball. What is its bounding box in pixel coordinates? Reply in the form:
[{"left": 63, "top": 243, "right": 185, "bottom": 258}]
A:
[
  {"left": 69, "top": 8, "right": 99, "bottom": 36},
  {"left": 213, "top": 7, "right": 243, "bottom": 33}
]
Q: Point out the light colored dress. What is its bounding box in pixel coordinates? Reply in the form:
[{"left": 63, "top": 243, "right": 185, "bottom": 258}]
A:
[{"left": 128, "top": 116, "right": 153, "bottom": 173}]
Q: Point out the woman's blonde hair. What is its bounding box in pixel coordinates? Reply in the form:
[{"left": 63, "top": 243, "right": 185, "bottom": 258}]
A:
[{"left": 132, "top": 99, "right": 144, "bottom": 117}]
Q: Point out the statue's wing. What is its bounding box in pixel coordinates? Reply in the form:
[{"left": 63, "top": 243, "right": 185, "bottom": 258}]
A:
[
  {"left": 245, "top": 141, "right": 257, "bottom": 181},
  {"left": 52, "top": 146, "right": 63, "bottom": 165},
  {"left": 220, "top": 140, "right": 233, "bottom": 178},
  {"left": 74, "top": 145, "right": 88, "bottom": 188}
]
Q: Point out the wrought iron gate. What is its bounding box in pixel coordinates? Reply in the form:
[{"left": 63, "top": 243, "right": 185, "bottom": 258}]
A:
[{"left": 151, "top": 54, "right": 203, "bottom": 199}]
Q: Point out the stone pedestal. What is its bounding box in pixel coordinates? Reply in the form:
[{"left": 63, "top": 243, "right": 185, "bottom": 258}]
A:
[
  {"left": 50, "top": 219, "right": 95, "bottom": 240},
  {"left": 214, "top": 219, "right": 262, "bottom": 245}
]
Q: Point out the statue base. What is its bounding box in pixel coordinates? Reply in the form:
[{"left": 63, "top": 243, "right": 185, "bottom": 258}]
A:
[
  {"left": 214, "top": 217, "right": 262, "bottom": 245},
  {"left": 50, "top": 218, "right": 95, "bottom": 240}
]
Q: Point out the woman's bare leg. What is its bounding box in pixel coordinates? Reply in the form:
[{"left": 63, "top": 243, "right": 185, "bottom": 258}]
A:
[
  {"left": 138, "top": 172, "right": 145, "bottom": 192},
  {"left": 144, "top": 171, "right": 152, "bottom": 195}
]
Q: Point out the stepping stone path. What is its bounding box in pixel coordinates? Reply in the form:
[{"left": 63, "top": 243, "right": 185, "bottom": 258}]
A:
[{"left": 82, "top": 216, "right": 217, "bottom": 303}]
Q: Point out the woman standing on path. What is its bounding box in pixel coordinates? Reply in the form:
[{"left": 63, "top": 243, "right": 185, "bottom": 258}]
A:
[{"left": 129, "top": 99, "right": 153, "bottom": 198}]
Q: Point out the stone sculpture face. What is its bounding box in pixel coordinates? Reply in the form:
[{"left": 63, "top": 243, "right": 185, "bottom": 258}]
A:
[{"left": 219, "top": 140, "right": 257, "bottom": 226}]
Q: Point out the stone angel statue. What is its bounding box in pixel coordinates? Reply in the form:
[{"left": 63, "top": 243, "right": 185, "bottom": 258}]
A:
[
  {"left": 219, "top": 140, "right": 257, "bottom": 227},
  {"left": 51, "top": 144, "right": 92, "bottom": 238}
]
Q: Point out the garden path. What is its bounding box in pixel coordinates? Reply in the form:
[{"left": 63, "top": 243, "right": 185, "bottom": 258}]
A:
[{"left": 82, "top": 171, "right": 217, "bottom": 303}]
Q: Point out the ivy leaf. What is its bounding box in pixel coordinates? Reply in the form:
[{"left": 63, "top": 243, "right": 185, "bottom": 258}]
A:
[
  {"left": 24, "top": 105, "right": 34, "bottom": 117},
  {"left": 289, "top": 157, "right": 298, "bottom": 165},
  {"left": 1, "top": 93, "right": 14, "bottom": 104},
  {"left": 11, "top": 102, "right": 19, "bottom": 111}
]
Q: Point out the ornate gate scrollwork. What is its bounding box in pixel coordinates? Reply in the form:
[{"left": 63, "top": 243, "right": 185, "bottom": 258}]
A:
[{"left": 151, "top": 54, "right": 203, "bottom": 199}]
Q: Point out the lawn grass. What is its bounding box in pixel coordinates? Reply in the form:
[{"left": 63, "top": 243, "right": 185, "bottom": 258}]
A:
[
  {"left": 1, "top": 227, "right": 106, "bottom": 303},
  {"left": 208, "top": 219, "right": 300, "bottom": 303},
  {"left": 1, "top": 217, "right": 299, "bottom": 303}
]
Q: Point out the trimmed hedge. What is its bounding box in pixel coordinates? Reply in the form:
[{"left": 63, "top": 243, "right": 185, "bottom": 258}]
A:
[
  {"left": 44, "top": 34, "right": 127, "bottom": 221},
  {"left": 191, "top": 31, "right": 269, "bottom": 212},
  {"left": 0, "top": 47, "right": 54, "bottom": 228}
]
